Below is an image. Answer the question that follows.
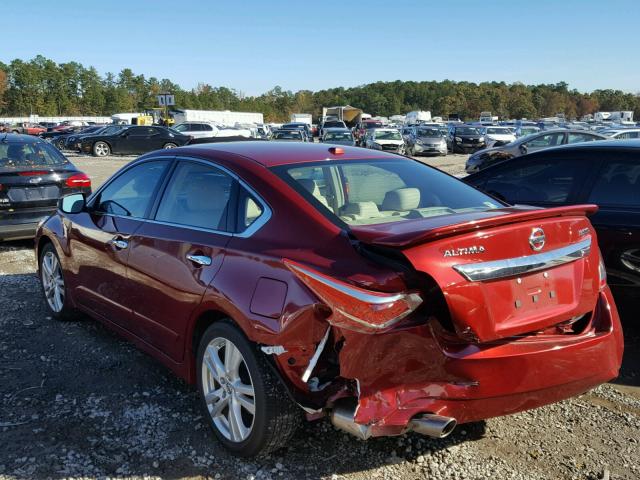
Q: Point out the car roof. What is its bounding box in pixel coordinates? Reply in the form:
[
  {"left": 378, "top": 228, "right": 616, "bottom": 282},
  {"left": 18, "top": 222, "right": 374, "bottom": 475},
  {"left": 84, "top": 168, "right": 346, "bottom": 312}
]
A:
[
  {"left": 0, "top": 133, "right": 45, "bottom": 144},
  {"left": 173, "top": 141, "right": 398, "bottom": 167},
  {"left": 530, "top": 138, "right": 640, "bottom": 153}
]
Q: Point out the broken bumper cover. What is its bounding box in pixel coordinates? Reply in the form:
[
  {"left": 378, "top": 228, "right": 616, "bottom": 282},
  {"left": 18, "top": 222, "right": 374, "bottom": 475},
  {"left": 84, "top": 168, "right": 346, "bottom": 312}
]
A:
[{"left": 343, "top": 288, "right": 623, "bottom": 437}]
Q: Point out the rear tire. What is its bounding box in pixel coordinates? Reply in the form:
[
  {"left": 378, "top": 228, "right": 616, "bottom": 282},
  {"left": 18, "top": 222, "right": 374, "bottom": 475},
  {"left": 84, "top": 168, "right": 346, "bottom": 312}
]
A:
[
  {"left": 163, "top": 142, "right": 178, "bottom": 149},
  {"left": 39, "top": 243, "right": 79, "bottom": 321},
  {"left": 197, "top": 321, "right": 301, "bottom": 457},
  {"left": 93, "top": 141, "right": 110, "bottom": 157}
]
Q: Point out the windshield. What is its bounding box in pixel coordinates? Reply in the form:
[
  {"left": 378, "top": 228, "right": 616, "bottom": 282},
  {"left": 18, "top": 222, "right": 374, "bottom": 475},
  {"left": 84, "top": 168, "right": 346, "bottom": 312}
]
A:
[
  {"left": 364, "top": 122, "right": 383, "bottom": 129},
  {"left": 375, "top": 130, "right": 402, "bottom": 140},
  {"left": 273, "top": 159, "right": 500, "bottom": 226},
  {"left": 455, "top": 127, "right": 480, "bottom": 135},
  {"left": 0, "top": 141, "right": 69, "bottom": 168},
  {"left": 324, "top": 132, "right": 353, "bottom": 141},
  {"left": 417, "top": 128, "right": 444, "bottom": 137},
  {"left": 274, "top": 131, "right": 302, "bottom": 139}
]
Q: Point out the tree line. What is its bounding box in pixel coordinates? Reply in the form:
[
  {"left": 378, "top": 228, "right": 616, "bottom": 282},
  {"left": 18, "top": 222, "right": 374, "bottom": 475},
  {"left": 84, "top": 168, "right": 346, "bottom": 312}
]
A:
[{"left": 1, "top": 55, "right": 639, "bottom": 122}]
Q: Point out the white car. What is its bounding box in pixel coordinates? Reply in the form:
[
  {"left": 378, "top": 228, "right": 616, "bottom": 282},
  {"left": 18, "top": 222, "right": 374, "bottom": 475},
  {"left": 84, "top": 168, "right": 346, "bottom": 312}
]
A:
[
  {"left": 172, "top": 122, "right": 252, "bottom": 139},
  {"left": 365, "top": 128, "right": 405, "bottom": 153},
  {"left": 481, "top": 126, "right": 516, "bottom": 148}
]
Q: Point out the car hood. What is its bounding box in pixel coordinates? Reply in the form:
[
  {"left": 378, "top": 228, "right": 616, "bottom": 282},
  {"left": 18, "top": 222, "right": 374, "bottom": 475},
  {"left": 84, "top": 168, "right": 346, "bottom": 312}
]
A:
[{"left": 374, "top": 139, "right": 403, "bottom": 145}]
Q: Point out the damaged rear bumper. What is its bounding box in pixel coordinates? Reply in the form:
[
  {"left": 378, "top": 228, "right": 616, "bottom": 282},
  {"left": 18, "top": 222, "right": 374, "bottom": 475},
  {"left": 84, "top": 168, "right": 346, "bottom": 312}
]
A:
[{"left": 337, "top": 287, "right": 623, "bottom": 437}]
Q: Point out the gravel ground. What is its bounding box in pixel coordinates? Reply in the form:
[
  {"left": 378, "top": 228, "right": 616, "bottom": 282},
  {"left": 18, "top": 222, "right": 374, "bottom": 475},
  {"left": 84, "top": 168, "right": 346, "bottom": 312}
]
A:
[{"left": 0, "top": 150, "right": 638, "bottom": 480}]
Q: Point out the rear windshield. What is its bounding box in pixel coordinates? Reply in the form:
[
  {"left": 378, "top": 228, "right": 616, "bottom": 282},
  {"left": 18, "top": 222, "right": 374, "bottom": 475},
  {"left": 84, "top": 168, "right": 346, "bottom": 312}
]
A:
[
  {"left": 0, "top": 141, "right": 69, "bottom": 168},
  {"left": 324, "top": 131, "right": 353, "bottom": 141},
  {"left": 273, "top": 131, "right": 302, "bottom": 139},
  {"left": 272, "top": 159, "right": 501, "bottom": 226}
]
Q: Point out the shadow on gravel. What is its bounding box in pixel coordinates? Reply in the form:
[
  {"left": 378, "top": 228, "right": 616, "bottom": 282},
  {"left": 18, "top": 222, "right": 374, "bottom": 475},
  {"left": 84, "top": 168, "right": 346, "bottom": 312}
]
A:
[{"left": 612, "top": 301, "right": 640, "bottom": 388}]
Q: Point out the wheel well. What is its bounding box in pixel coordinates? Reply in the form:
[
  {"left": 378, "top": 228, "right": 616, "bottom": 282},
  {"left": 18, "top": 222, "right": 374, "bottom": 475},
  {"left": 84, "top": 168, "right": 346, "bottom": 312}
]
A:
[
  {"left": 191, "top": 310, "right": 231, "bottom": 358},
  {"left": 36, "top": 236, "right": 53, "bottom": 263}
]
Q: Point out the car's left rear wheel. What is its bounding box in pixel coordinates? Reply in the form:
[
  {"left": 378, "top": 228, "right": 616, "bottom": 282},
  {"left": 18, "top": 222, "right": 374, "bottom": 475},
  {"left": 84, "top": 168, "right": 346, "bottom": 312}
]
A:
[{"left": 197, "top": 321, "right": 300, "bottom": 456}]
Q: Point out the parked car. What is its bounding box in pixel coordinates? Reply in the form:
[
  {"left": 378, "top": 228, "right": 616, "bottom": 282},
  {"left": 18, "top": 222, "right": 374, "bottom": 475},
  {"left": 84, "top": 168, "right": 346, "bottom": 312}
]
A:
[
  {"left": 271, "top": 129, "right": 307, "bottom": 142},
  {"left": 0, "top": 134, "right": 91, "bottom": 241},
  {"left": 481, "top": 126, "right": 516, "bottom": 148},
  {"left": 8, "top": 123, "right": 47, "bottom": 136},
  {"left": 56, "top": 125, "right": 106, "bottom": 150},
  {"left": 79, "top": 126, "right": 190, "bottom": 157},
  {"left": 446, "top": 125, "right": 485, "bottom": 153},
  {"left": 405, "top": 126, "right": 447, "bottom": 156},
  {"left": 280, "top": 123, "right": 313, "bottom": 142},
  {"left": 354, "top": 120, "right": 383, "bottom": 146},
  {"left": 602, "top": 128, "right": 640, "bottom": 140},
  {"left": 172, "top": 122, "right": 252, "bottom": 139},
  {"left": 514, "top": 125, "right": 541, "bottom": 137},
  {"left": 320, "top": 128, "right": 355, "bottom": 146},
  {"left": 464, "top": 139, "right": 639, "bottom": 311},
  {"left": 36, "top": 142, "right": 622, "bottom": 456},
  {"left": 319, "top": 119, "right": 347, "bottom": 138},
  {"left": 465, "top": 129, "right": 607, "bottom": 173},
  {"left": 364, "top": 128, "right": 405, "bottom": 153},
  {"left": 64, "top": 125, "right": 128, "bottom": 151}
]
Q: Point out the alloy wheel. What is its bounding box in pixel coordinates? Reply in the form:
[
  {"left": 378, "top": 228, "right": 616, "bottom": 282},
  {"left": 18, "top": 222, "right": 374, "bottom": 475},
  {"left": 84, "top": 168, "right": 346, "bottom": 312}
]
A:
[
  {"left": 41, "top": 251, "right": 65, "bottom": 313},
  {"left": 202, "top": 337, "right": 256, "bottom": 442},
  {"left": 94, "top": 142, "right": 109, "bottom": 156}
]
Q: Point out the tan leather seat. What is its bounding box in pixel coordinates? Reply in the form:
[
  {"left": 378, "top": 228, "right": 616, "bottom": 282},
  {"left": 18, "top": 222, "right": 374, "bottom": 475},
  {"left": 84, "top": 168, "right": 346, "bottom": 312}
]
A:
[{"left": 299, "top": 179, "right": 330, "bottom": 208}]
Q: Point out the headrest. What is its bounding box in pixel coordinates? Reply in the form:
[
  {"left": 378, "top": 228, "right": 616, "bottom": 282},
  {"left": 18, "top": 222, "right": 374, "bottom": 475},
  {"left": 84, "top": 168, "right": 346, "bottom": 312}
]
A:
[
  {"left": 299, "top": 178, "right": 320, "bottom": 196},
  {"left": 342, "top": 201, "right": 380, "bottom": 218},
  {"left": 382, "top": 188, "right": 420, "bottom": 211}
]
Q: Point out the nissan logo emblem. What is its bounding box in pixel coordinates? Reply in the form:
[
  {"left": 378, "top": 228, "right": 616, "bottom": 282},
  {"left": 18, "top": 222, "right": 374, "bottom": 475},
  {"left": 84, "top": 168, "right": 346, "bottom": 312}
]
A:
[{"left": 529, "top": 228, "right": 546, "bottom": 251}]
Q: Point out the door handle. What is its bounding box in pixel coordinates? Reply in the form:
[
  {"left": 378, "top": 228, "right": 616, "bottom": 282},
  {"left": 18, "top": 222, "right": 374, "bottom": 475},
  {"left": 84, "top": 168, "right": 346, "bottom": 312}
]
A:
[
  {"left": 186, "top": 254, "right": 212, "bottom": 266},
  {"left": 108, "top": 238, "right": 128, "bottom": 250}
]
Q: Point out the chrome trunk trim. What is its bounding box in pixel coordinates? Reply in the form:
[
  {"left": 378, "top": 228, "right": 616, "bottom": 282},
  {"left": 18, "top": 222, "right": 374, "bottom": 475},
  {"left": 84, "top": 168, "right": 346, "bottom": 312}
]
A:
[{"left": 453, "top": 237, "right": 591, "bottom": 282}]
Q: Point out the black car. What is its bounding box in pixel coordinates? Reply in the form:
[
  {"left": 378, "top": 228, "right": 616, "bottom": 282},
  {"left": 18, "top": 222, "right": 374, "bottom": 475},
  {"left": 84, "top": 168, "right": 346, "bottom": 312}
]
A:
[
  {"left": 79, "top": 126, "right": 190, "bottom": 157},
  {"left": 464, "top": 140, "right": 640, "bottom": 311},
  {"left": 0, "top": 134, "right": 91, "bottom": 241},
  {"left": 54, "top": 125, "right": 105, "bottom": 150},
  {"left": 40, "top": 126, "right": 82, "bottom": 142},
  {"left": 447, "top": 125, "right": 485, "bottom": 153},
  {"left": 64, "top": 124, "right": 127, "bottom": 151},
  {"left": 279, "top": 123, "right": 313, "bottom": 142}
]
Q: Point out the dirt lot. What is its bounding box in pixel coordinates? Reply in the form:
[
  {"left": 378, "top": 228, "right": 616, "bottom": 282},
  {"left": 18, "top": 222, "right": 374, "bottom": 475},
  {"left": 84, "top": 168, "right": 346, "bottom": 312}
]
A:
[{"left": 0, "top": 151, "right": 639, "bottom": 480}]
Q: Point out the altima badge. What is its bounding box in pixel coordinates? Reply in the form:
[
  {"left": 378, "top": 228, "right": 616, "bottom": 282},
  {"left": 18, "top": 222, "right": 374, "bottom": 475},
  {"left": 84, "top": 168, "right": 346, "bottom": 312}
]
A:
[
  {"left": 444, "top": 246, "right": 486, "bottom": 257},
  {"left": 529, "top": 228, "right": 546, "bottom": 251}
]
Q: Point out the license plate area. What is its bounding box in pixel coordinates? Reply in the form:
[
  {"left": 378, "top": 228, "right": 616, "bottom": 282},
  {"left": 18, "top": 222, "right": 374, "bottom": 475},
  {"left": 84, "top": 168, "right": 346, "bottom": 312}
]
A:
[{"left": 8, "top": 186, "right": 60, "bottom": 202}]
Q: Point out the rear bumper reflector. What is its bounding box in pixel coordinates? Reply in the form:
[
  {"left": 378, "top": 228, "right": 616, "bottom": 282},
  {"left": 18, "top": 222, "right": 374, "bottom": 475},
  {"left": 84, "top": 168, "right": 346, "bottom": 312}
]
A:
[{"left": 453, "top": 237, "right": 591, "bottom": 281}]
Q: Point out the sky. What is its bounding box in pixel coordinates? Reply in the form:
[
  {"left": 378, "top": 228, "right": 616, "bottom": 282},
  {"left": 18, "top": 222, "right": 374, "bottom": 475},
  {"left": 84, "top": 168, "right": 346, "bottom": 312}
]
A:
[{"left": 2, "top": 0, "right": 639, "bottom": 96}]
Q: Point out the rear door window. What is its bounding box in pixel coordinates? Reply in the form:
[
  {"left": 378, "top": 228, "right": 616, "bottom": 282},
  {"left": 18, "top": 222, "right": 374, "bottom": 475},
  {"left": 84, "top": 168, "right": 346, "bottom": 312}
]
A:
[
  {"left": 588, "top": 161, "right": 640, "bottom": 207},
  {"left": 155, "top": 161, "right": 234, "bottom": 231},
  {"left": 567, "top": 133, "right": 598, "bottom": 144},
  {"left": 482, "top": 156, "right": 588, "bottom": 204}
]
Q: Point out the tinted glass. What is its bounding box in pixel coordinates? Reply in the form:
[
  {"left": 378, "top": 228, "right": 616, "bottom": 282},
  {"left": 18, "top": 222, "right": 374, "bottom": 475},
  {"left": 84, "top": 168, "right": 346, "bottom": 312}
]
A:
[
  {"left": 273, "top": 159, "right": 501, "bottom": 226},
  {"left": 588, "top": 161, "right": 640, "bottom": 207},
  {"left": 526, "top": 132, "right": 564, "bottom": 148},
  {"left": 567, "top": 133, "right": 597, "bottom": 144},
  {"left": 155, "top": 162, "right": 233, "bottom": 231},
  {"left": 95, "top": 161, "right": 167, "bottom": 217},
  {"left": 481, "top": 157, "right": 586, "bottom": 204},
  {"left": 128, "top": 127, "right": 155, "bottom": 136},
  {"left": 0, "top": 141, "right": 69, "bottom": 168}
]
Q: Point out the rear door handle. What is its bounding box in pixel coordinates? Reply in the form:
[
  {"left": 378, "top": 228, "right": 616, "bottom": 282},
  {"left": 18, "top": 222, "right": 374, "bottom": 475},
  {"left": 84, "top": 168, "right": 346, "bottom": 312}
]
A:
[
  {"left": 108, "top": 238, "right": 128, "bottom": 250},
  {"left": 186, "top": 254, "right": 212, "bottom": 266}
]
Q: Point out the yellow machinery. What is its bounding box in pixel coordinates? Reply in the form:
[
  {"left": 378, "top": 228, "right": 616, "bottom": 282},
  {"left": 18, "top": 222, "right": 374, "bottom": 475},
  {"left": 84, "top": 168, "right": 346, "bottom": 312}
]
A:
[{"left": 132, "top": 109, "right": 175, "bottom": 126}]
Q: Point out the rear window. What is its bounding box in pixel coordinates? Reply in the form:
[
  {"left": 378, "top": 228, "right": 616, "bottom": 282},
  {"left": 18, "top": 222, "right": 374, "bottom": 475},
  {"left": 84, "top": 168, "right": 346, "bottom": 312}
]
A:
[
  {"left": 0, "top": 141, "right": 68, "bottom": 168},
  {"left": 273, "top": 159, "right": 501, "bottom": 226}
]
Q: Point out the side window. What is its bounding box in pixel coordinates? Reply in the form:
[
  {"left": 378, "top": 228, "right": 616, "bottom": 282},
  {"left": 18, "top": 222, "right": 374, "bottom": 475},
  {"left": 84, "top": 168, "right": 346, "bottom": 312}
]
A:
[
  {"left": 237, "top": 189, "right": 264, "bottom": 230},
  {"left": 483, "top": 157, "right": 586, "bottom": 204},
  {"left": 588, "top": 161, "right": 640, "bottom": 207},
  {"left": 567, "top": 133, "right": 596, "bottom": 144},
  {"left": 202, "top": 124, "right": 213, "bottom": 131},
  {"left": 95, "top": 161, "right": 167, "bottom": 217},
  {"left": 526, "top": 133, "right": 564, "bottom": 148},
  {"left": 155, "top": 161, "right": 234, "bottom": 231}
]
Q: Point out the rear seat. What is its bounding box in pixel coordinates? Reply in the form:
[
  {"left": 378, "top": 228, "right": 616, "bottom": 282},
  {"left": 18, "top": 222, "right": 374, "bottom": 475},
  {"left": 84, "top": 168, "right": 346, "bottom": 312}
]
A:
[
  {"left": 299, "top": 179, "right": 330, "bottom": 208},
  {"left": 340, "top": 201, "right": 382, "bottom": 222}
]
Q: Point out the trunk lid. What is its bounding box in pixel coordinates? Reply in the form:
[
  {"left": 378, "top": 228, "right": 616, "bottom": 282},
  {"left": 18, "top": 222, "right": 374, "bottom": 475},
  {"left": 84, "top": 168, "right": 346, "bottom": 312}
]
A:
[
  {"left": 0, "top": 166, "right": 74, "bottom": 209},
  {"left": 351, "top": 205, "right": 600, "bottom": 342}
]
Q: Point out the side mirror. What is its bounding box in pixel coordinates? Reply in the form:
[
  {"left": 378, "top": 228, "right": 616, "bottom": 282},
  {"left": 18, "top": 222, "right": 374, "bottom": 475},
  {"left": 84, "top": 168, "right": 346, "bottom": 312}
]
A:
[
  {"left": 59, "top": 193, "right": 85, "bottom": 214},
  {"left": 519, "top": 144, "right": 528, "bottom": 155}
]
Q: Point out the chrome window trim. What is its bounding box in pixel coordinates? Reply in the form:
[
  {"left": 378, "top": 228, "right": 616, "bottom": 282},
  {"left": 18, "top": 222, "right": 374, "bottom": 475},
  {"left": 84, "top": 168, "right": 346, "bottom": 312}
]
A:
[{"left": 453, "top": 237, "right": 592, "bottom": 282}]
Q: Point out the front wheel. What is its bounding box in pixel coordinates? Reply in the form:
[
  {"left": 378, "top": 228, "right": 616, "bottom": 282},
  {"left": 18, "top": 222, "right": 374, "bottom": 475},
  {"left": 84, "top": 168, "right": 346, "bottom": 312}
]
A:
[
  {"left": 163, "top": 142, "right": 178, "bottom": 149},
  {"left": 92, "top": 141, "right": 110, "bottom": 157},
  {"left": 197, "top": 321, "right": 300, "bottom": 457}
]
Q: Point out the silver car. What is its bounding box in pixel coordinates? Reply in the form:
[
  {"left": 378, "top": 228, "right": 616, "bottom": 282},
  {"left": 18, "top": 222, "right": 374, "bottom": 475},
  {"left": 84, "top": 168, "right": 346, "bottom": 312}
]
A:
[
  {"left": 320, "top": 128, "right": 356, "bottom": 146},
  {"left": 405, "top": 126, "right": 447, "bottom": 156},
  {"left": 466, "top": 129, "right": 607, "bottom": 173}
]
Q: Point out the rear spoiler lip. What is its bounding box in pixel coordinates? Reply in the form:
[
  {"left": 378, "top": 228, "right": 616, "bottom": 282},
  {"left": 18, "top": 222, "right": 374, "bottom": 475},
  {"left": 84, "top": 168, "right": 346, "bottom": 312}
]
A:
[{"left": 350, "top": 204, "right": 599, "bottom": 249}]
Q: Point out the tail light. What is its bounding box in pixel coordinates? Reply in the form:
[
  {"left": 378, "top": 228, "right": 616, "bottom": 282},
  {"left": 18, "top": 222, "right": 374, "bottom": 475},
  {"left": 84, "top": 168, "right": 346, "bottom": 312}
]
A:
[
  {"left": 66, "top": 173, "right": 91, "bottom": 188},
  {"left": 19, "top": 171, "right": 49, "bottom": 176},
  {"left": 285, "top": 260, "right": 422, "bottom": 333}
]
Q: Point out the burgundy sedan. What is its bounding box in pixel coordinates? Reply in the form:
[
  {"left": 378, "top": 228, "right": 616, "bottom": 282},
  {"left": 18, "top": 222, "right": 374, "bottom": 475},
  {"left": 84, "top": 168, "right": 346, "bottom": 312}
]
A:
[{"left": 35, "top": 142, "right": 623, "bottom": 456}]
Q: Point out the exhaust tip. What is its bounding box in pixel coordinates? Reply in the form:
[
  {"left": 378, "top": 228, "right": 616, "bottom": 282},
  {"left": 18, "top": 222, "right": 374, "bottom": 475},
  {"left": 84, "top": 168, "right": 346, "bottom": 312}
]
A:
[
  {"left": 409, "top": 414, "right": 457, "bottom": 438},
  {"left": 329, "top": 403, "right": 372, "bottom": 440}
]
